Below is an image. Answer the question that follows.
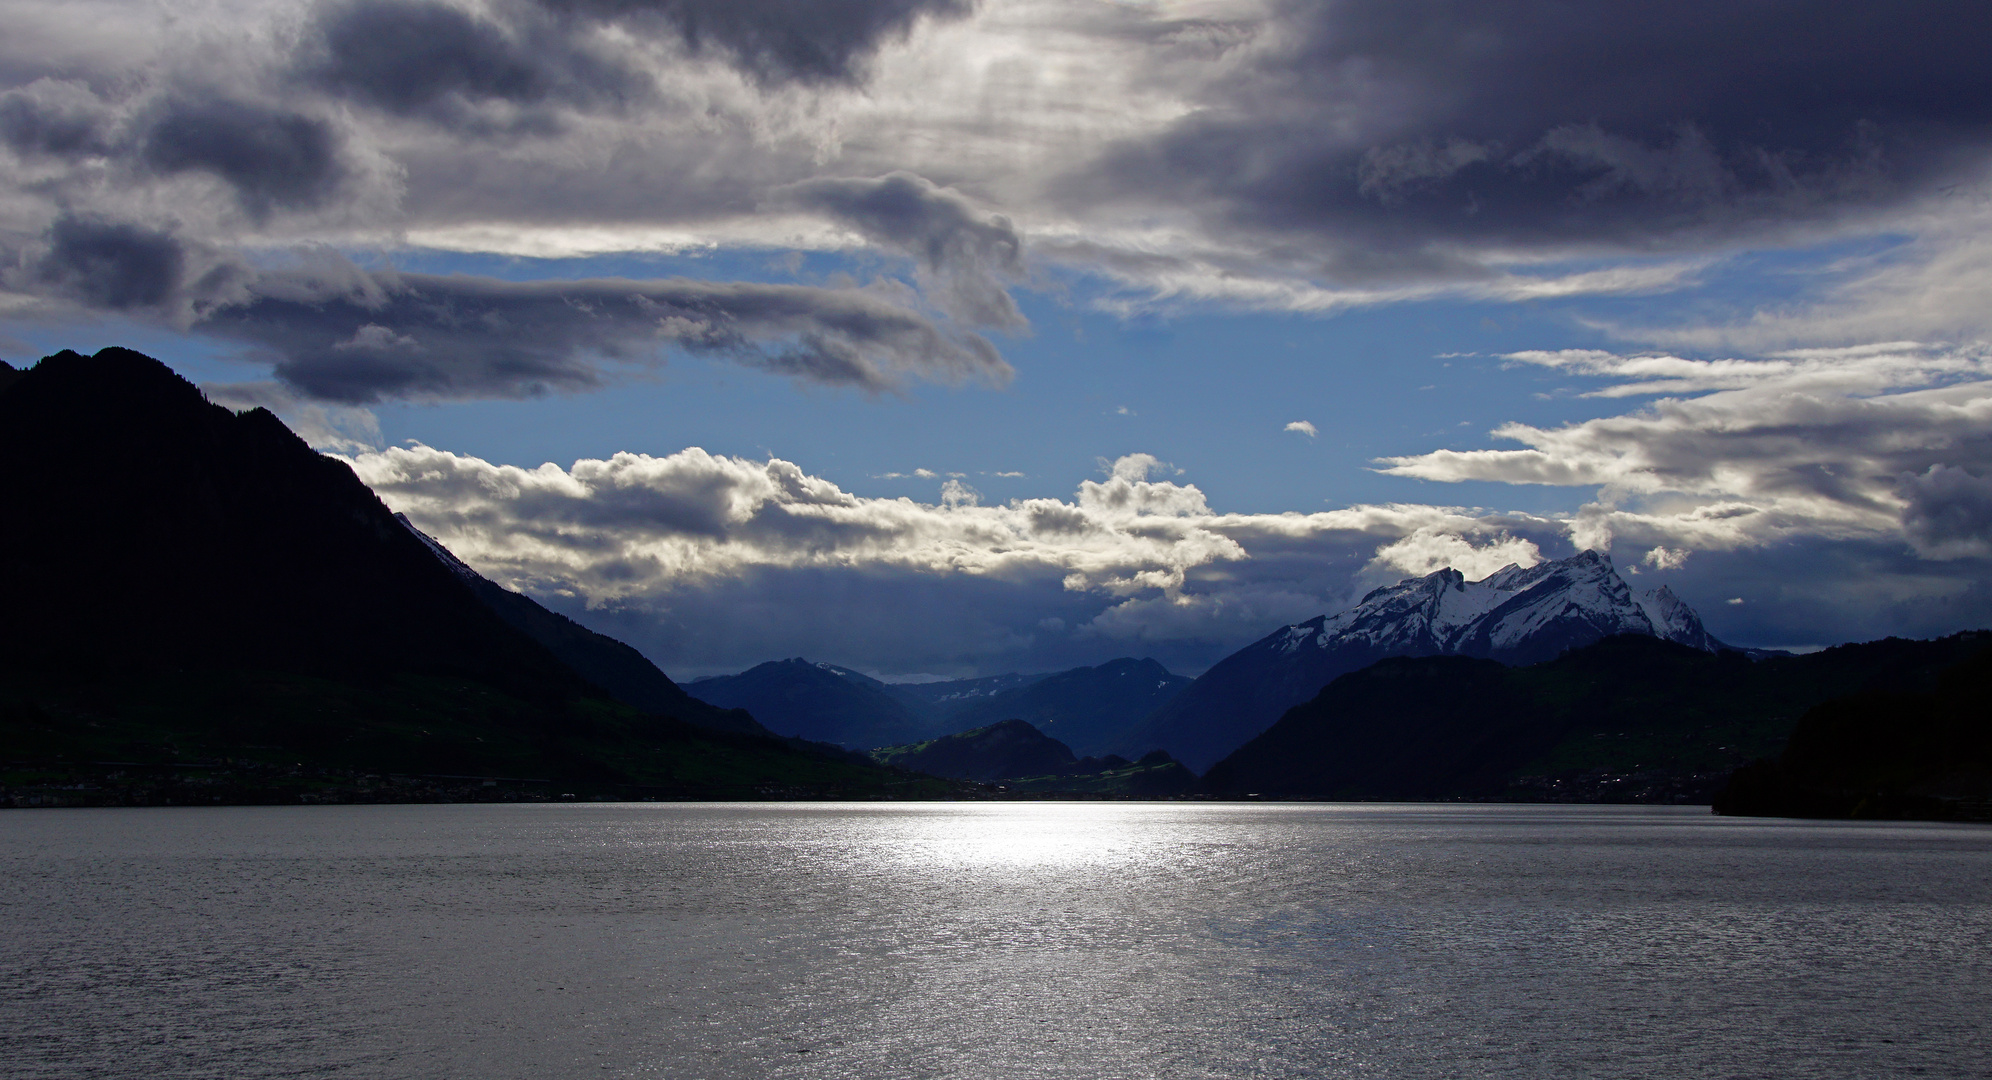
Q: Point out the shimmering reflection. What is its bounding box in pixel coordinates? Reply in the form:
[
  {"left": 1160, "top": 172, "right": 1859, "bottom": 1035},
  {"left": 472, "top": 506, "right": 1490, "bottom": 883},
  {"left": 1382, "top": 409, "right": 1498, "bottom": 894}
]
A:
[{"left": 2, "top": 803, "right": 1989, "bottom": 1080}]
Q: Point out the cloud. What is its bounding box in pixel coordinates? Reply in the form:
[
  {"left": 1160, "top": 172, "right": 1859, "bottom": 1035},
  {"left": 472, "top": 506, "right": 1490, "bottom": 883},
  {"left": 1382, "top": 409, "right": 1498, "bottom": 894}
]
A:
[
  {"left": 138, "top": 97, "right": 349, "bottom": 217},
  {"left": 300, "top": 0, "right": 632, "bottom": 122},
  {"left": 939, "top": 477, "right": 979, "bottom": 507},
  {"left": 1076, "top": 0, "right": 1992, "bottom": 263},
  {"left": 1365, "top": 528, "right": 1542, "bottom": 581},
  {"left": 7, "top": 0, "right": 1987, "bottom": 337},
  {"left": 535, "top": 0, "right": 977, "bottom": 86},
  {"left": 1643, "top": 546, "right": 1689, "bottom": 571},
  {"left": 1900, "top": 464, "right": 1992, "bottom": 559},
  {"left": 1500, "top": 343, "right": 1979, "bottom": 398},
  {"left": 28, "top": 216, "right": 186, "bottom": 310},
  {"left": 1379, "top": 342, "right": 1992, "bottom": 565},
  {"left": 1284, "top": 420, "right": 1316, "bottom": 437},
  {"left": 0, "top": 224, "right": 1008, "bottom": 402},
  {"left": 778, "top": 172, "right": 1026, "bottom": 329},
  {"left": 353, "top": 444, "right": 1573, "bottom": 672},
  {"left": 0, "top": 78, "right": 115, "bottom": 156},
  {"left": 214, "top": 266, "right": 1009, "bottom": 402}
]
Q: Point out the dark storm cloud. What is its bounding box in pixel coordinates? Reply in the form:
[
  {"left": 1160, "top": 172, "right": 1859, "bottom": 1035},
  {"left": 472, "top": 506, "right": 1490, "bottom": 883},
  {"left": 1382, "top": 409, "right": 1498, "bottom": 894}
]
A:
[
  {"left": 301, "top": 0, "right": 642, "bottom": 120},
  {"left": 535, "top": 0, "right": 976, "bottom": 85},
  {"left": 0, "top": 80, "right": 115, "bottom": 157},
  {"left": 1901, "top": 465, "right": 1992, "bottom": 560},
  {"left": 202, "top": 268, "right": 1009, "bottom": 402},
  {"left": 31, "top": 216, "right": 186, "bottom": 310},
  {"left": 139, "top": 98, "right": 346, "bottom": 215},
  {"left": 781, "top": 172, "right": 1026, "bottom": 328},
  {"left": 1084, "top": 0, "right": 1992, "bottom": 260}
]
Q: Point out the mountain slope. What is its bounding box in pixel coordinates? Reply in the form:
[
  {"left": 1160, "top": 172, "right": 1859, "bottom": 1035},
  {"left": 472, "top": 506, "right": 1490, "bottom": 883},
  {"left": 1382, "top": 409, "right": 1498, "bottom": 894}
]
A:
[
  {"left": 943, "top": 657, "right": 1191, "bottom": 757},
  {"left": 1202, "top": 631, "right": 1992, "bottom": 803},
  {"left": 1123, "top": 550, "right": 1729, "bottom": 771},
  {"left": 0, "top": 347, "right": 924, "bottom": 800},
  {"left": 0, "top": 348, "right": 578, "bottom": 691},
  {"left": 688, "top": 659, "right": 941, "bottom": 748},
  {"left": 1714, "top": 645, "right": 1992, "bottom": 820},
  {"left": 892, "top": 672, "right": 1049, "bottom": 710},
  {"left": 870, "top": 721, "right": 1199, "bottom": 795},
  {"left": 398, "top": 516, "right": 768, "bottom": 736},
  {"left": 870, "top": 719, "right": 1079, "bottom": 782}
]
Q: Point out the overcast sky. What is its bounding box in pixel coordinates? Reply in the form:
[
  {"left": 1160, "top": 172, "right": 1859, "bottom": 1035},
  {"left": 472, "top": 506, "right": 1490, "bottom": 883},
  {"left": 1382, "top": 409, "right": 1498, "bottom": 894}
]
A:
[{"left": 7, "top": 0, "right": 1992, "bottom": 677}]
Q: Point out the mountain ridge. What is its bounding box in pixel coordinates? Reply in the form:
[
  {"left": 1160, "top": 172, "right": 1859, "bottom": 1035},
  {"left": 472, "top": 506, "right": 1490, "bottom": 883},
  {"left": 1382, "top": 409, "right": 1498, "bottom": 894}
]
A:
[
  {"left": 1123, "top": 550, "right": 1732, "bottom": 771},
  {"left": 1202, "top": 631, "right": 1992, "bottom": 804},
  {"left": 0, "top": 347, "right": 937, "bottom": 802}
]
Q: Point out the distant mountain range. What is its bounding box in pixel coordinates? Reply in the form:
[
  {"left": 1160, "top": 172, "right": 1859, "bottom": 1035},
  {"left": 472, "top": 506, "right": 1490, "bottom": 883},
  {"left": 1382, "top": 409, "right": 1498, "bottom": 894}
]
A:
[
  {"left": 943, "top": 658, "right": 1190, "bottom": 758},
  {"left": 1125, "top": 550, "right": 1736, "bottom": 772},
  {"left": 0, "top": 348, "right": 949, "bottom": 803},
  {"left": 688, "top": 659, "right": 940, "bottom": 749},
  {"left": 689, "top": 656, "right": 1191, "bottom": 753}
]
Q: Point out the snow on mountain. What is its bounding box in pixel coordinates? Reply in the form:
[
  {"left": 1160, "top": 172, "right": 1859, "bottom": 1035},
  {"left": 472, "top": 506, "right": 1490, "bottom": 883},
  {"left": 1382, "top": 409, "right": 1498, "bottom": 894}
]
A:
[
  {"left": 1122, "top": 550, "right": 1728, "bottom": 772},
  {"left": 1282, "top": 549, "right": 1721, "bottom": 665}
]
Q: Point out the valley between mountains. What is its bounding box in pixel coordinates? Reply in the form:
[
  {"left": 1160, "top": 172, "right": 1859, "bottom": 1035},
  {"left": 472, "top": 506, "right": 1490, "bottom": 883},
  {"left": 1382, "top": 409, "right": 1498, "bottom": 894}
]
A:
[{"left": 4, "top": 349, "right": 1988, "bottom": 819}]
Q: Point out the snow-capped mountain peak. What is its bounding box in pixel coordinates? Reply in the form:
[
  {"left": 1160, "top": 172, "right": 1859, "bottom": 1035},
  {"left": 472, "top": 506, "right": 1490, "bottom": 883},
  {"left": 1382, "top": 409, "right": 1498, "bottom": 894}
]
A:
[
  {"left": 1125, "top": 549, "right": 1729, "bottom": 773},
  {"left": 1289, "top": 549, "right": 1722, "bottom": 665}
]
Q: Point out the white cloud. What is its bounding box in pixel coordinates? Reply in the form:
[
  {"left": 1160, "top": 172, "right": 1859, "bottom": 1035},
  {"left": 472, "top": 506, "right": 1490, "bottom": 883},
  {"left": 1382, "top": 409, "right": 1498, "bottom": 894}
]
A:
[
  {"left": 1365, "top": 528, "right": 1542, "bottom": 581},
  {"left": 940, "top": 478, "right": 980, "bottom": 507},
  {"left": 1379, "top": 343, "right": 1992, "bottom": 558},
  {"left": 1643, "top": 546, "right": 1690, "bottom": 571},
  {"left": 350, "top": 443, "right": 1573, "bottom": 670},
  {"left": 1284, "top": 420, "right": 1317, "bottom": 437}
]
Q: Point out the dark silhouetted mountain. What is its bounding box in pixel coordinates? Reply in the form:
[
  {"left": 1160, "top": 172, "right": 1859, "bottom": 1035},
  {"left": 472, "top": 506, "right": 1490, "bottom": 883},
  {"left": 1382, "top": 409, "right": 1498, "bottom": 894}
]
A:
[
  {"left": 699, "top": 656, "right": 1187, "bottom": 752},
  {"left": 870, "top": 718, "right": 1078, "bottom": 782},
  {"left": 1125, "top": 550, "right": 1731, "bottom": 772},
  {"left": 1714, "top": 643, "right": 1992, "bottom": 821},
  {"left": 1005, "top": 749, "right": 1199, "bottom": 797},
  {"left": 871, "top": 721, "right": 1199, "bottom": 796},
  {"left": 1203, "top": 631, "right": 1992, "bottom": 804},
  {"left": 0, "top": 347, "right": 937, "bottom": 800},
  {"left": 397, "top": 515, "right": 768, "bottom": 737},
  {"left": 689, "top": 658, "right": 940, "bottom": 748},
  {"left": 1, "top": 347, "right": 577, "bottom": 688},
  {"left": 944, "top": 657, "right": 1190, "bottom": 757},
  {"left": 0, "top": 360, "right": 22, "bottom": 394}
]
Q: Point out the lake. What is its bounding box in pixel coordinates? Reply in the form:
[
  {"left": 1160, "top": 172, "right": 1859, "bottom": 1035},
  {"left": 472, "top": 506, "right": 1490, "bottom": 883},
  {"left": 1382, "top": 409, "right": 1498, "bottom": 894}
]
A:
[{"left": 2, "top": 803, "right": 1988, "bottom": 1079}]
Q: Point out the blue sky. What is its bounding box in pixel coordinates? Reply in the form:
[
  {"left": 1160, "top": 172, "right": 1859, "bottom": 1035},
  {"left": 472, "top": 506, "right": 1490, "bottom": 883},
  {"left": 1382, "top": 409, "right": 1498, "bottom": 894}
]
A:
[{"left": 5, "top": 0, "right": 1992, "bottom": 676}]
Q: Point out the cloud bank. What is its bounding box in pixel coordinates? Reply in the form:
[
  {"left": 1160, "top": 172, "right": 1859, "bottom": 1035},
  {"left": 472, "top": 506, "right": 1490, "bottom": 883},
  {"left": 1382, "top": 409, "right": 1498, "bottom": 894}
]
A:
[
  {"left": 4, "top": 0, "right": 1992, "bottom": 384},
  {"left": 358, "top": 447, "right": 1559, "bottom": 674}
]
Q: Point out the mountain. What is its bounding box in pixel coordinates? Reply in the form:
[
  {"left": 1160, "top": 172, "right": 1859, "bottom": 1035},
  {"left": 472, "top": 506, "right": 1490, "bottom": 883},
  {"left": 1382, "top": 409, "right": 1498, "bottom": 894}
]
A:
[
  {"left": 891, "top": 672, "right": 1050, "bottom": 710},
  {"left": 871, "top": 719, "right": 1079, "bottom": 782},
  {"left": 1201, "top": 631, "right": 1992, "bottom": 804},
  {"left": 687, "top": 656, "right": 1184, "bottom": 752},
  {"left": 1714, "top": 645, "right": 1992, "bottom": 821},
  {"left": 870, "top": 720, "right": 1198, "bottom": 796},
  {"left": 397, "top": 515, "right": 768, "bottom": 737},
  {"left": 942, "top": 657, "right": 1191, "bottom": 757},
  {"left": 0, "top": 347, "right": 941, "bottom": 802},
  {"left": 688, "top": 659, "right": 941, "bottom": 748},
  {"left": 1123, "top": 550, "right": 1731, "bottom": 772}
]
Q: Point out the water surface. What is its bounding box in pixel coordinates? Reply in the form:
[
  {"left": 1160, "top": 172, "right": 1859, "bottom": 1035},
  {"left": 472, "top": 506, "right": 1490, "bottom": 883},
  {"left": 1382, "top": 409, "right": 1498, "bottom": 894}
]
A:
[{"left": 3, "top": 803, "right": 1988, "bottom": 1078}]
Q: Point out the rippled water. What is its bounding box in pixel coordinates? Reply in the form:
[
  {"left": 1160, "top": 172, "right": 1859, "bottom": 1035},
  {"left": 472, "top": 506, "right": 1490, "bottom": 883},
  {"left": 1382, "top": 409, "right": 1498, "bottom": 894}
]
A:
[{"left": 2, "top": 803, "right": 1989, "bottom": 1079}]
